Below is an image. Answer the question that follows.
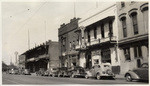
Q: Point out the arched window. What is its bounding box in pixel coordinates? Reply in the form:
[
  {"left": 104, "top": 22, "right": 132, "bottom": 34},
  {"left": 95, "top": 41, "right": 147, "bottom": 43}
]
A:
[
  {"left": 140, "top": 3, "right": 148, "bottom": 32},
  {"left": 129, "top": 9, "right": 138, "bottom": 35},
  {"left": 119, "top": 13, "right": 127, "bottom": 37},
  {"left": 121, "top": 17, "right": 127, "bottom": 37}
]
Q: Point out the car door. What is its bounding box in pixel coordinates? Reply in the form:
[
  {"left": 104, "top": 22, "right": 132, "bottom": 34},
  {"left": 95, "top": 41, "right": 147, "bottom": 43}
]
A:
[{"left": 140, "top": 64, "right": 148, "bottom": 80}]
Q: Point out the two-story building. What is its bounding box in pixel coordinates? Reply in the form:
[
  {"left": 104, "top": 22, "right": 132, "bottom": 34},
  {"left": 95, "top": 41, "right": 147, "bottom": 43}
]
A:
[
  {"left": 77, "top": 4, "right": 120, "bottom": 74},
  {"left": 22, "top": 40, "right": 59, "bottom": 73},
  {"left": 117, "top": 2, "right": 148, "bottom": 74},
  {"left": 58, "top": 18, "right": 80, "bottom": 68}
]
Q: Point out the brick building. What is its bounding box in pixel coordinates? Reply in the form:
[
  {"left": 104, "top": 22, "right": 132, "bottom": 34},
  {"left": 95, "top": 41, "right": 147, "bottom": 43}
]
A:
[
  {"left": 117, "top": 2, "right": 149, "bottom": 74},
  {"left": 19, "top": 40, "right": 59, "bottom": 73},
  {"left": 58, "top": 18, "right": 80, "bottom": 68}
]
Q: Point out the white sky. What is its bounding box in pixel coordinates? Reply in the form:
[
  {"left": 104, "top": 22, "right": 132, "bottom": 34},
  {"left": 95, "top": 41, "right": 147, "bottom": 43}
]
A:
[{"left": 2, "top": 0, "right": 116, "bottom": 65}]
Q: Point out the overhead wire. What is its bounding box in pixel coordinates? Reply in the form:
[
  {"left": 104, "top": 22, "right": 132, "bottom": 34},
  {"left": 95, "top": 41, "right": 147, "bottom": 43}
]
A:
[{"left": 10, "top": 1, "right": 47, "bottom": 39}]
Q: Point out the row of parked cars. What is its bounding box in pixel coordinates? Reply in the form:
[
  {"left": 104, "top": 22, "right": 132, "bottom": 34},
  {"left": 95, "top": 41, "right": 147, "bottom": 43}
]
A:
[
  {"left": 36, "top": 63, "right": 115, "bottom": 80},
  {"left": 7, "top": 68, "right": 31, "bottom": 75},
  {"left": 7, "top": 63, "right": 148, "bottom": 82},
  {"left": 36, "top": 62, "right": 149, "bottom": 82}
]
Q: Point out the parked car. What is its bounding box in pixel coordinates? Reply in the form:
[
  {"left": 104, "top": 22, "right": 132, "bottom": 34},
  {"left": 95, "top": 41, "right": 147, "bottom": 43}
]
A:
[
  {"left": 58, "top": 67, "right": 69, "bottom": 77},
  {"left": 124, "top": 63, "right": 148, "bottom": 82},
  {"left": 85, "top": 63, "right": 115, "bottom": 80},
  {"left": 36, "top": 68, "right": 46, "bottom": 76},
  {"left": 68, "top": 66, "right": 87, "bottom": 78},
  {"left": 44, "top": 69, "right": 50, "bottom": 76},
  {"left": 49, "top": 67, "right": 59, "bottom": 77},
  {"left": 9, "top": 68, "right": 19, "bottom": 75},
  {"left": 22, "top": 69, "right": 31, "bottom": 75}
]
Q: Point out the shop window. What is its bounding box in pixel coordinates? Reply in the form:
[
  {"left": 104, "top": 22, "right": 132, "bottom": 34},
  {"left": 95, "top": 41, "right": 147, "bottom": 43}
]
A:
[
  {"left": 101, "top": 24, "right": 105, "bottom": 38},
  {"left": 134, "top": 46, "right": 142, "bottom": 58},
  {"left": 121, "top": 17, "right": 127, "bottom": 37},
  {"left": 123, "top": 48, "right": 131, "bottom": 60},
  {"left": 94, "top": 27, "right": 97, "bottom": 39},
  {"left": 94, "top": 59, "right": 99, "bottom": 64},
  {"left": 121, "top": 2, "right": 125, "bottom": 8},
  {"left": 130, "top": 12, "right": 138, "bottom": 35},
  {"left": 101, "top": 49, "right": 111, "bottom": 63}
]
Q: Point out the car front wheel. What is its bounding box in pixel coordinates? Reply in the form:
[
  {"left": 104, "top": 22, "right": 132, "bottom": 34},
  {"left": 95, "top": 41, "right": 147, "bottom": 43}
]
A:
[
  {"left": 96, "top": 73, "right": 101, "bottom": 80},
  {"left": 125, "top": 74, "right": 132, "bottom": 82},
  {"left": 85, "top": 75, "right": 89, "bottom": 79}
]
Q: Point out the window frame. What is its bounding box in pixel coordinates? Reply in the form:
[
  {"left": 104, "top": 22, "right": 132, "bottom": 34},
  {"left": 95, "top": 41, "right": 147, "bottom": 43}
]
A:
[{"left": 130, "top": 12, "right": 139, "bottom": 35}]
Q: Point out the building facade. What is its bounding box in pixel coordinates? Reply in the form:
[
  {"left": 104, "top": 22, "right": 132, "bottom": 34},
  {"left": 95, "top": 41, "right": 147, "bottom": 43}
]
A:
[
  {"left": 77, "top": 4, "right": 120, "bottom": 74},
  {"left": 117, "top": 2, "right": 149, "bottom": 74},
  {"left": 58, "top": 18, "right": 80, "bottom": 68},
  {"left": 22, "top": 40, "right": 59, "bottom": 73}
]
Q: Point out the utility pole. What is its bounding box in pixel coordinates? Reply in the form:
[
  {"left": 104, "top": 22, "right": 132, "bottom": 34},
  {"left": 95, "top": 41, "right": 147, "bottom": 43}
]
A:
[
  {"left": 14, "top": 51, "right": 18, "bottom": 66},
  {"left": 74, "top": 2, "right": 76, "bottom": 18},
  {"left": 44, "top": 21, "right": 46, "bottom": 42},
  {"left": 28, "top": 29, "right": 30, "bottom": 50}
]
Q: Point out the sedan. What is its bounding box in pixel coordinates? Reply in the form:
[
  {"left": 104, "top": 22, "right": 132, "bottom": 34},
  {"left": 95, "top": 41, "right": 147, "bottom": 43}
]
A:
[{"left": 125, "top": 63, "right": 148, "bottom": 82}]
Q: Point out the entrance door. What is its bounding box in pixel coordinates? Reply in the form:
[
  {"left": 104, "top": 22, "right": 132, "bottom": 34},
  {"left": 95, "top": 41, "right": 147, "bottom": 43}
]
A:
[{"left": 137, "top": 59, "right": 141, "bottom": 68}]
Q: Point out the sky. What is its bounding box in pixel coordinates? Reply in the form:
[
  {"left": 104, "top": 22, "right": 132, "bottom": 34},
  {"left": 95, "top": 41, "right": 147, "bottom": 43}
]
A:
[{"left": 2, "top": 0, "right": 115, "bottom": 65}]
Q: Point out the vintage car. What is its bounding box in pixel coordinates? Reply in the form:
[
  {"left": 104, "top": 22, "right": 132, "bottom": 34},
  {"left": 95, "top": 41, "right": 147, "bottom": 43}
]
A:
[
  {"left": 36, "top": 68, "right": 46, "bottom": 76},
  {"left": 9, "top": 68, "right": 19, "bottom": 75},
  {"left": 22, "top": 69, "right": 31, "bottom": 75},
  {"left": 44, "top": 69, "right": 50, "bottom": 76},
  {"left": 124, "top": 63, "right": 148, "bottom": 82},
  {"left": 49, "top": 67, "right": 59, "bottom": 77},
  {"left": 68, "top": 66, "right": 87, "bottom": 78},
  {"left": 58, "top": 67, "right": 69, "bottom": 77},
  {"left": 85, "top": 63, "right": 115, "bottom": 80}
]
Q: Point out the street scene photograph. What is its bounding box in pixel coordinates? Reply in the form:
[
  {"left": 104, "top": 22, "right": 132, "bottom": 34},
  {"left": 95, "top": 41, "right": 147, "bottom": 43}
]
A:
[{"left": 2, "top": 0, "right": 149, "bottom": 85}]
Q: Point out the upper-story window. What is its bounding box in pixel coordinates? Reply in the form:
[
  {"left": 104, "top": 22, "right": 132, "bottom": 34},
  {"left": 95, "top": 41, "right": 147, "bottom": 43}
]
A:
[
  {"left": 94, "top": 27, "right": 97, "bottom": 39},
  {"left": 140, "top": 3, "right": 148, "bottom": 32},
  {"left": 101, "top": 24, "right": 105, "bottom": 38},
  {"left": 87, "top": 30, "right": 90, "bottom": 42},
  {"left": 130, "top": 12, "right": 138, "bottom": 35},
  {"left": 121, "top": 17, "right": 127, "bottom": 37},
  {"left": 109, "top": 21, "right": 113, "bottom": 37},
  {"left": 69, "top": 42, "right": 72, "bottom": 50},
  {"left": 121, "top": 2, "right": 125, "bottom": 8}
]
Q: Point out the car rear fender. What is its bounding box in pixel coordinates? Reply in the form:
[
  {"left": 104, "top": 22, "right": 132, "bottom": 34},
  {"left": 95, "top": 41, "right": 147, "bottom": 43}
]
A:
[{"left": 125, "top": 71, "right": 140, "bottom": 79}]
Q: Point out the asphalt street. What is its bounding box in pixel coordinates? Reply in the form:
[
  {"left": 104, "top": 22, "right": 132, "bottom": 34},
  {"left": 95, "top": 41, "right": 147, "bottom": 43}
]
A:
[{"left": 2, "top": 73, "right": 148, "bottom": 85}]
